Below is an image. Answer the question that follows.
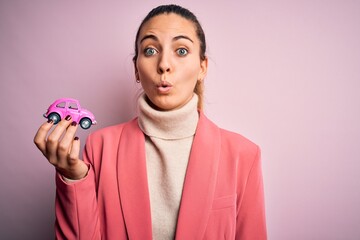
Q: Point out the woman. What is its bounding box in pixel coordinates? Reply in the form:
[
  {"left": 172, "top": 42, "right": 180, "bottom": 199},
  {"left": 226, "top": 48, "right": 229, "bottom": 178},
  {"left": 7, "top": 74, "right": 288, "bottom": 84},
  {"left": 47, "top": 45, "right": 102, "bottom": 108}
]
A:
[{"left": 34, "top": 4, "right": 267, "bottom": 240}]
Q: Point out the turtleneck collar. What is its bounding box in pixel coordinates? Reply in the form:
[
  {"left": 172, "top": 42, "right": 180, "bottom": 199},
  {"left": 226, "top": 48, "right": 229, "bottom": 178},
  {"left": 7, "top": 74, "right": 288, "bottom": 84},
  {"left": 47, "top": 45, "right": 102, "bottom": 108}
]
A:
[{"left": 137, "top": 93, "right": 199, "bottom": 140}]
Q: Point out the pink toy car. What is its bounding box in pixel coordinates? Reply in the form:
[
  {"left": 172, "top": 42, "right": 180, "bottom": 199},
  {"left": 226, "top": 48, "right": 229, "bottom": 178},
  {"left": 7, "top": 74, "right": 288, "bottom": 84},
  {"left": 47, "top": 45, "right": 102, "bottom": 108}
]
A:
[{"left": 43, "top": 98, "right": 97, "bottom": 129}]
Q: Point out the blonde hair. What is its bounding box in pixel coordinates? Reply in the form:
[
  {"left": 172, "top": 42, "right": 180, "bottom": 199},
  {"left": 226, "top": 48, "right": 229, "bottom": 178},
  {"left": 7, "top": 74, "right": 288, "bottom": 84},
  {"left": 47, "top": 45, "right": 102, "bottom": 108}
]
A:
[{"left": 194, "top": 80, "right": 204, "bottom": 110}]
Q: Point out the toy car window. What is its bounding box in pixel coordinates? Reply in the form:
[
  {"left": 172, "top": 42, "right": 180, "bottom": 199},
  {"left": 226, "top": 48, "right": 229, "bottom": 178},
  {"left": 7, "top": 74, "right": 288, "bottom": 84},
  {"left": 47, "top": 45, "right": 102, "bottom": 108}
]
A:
[
  {"left": 56, "top": 102, "right": 66, "bottom": 108},
  {"left": 69, "top": 102, "right": 78, "bottom": 110}
]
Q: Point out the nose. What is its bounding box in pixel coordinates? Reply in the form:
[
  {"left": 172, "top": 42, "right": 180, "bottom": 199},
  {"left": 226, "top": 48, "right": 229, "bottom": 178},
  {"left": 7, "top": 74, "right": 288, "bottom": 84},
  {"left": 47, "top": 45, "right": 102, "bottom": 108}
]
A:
[{"left": 157, "top": 52, "right": 171, "bottom": 74}]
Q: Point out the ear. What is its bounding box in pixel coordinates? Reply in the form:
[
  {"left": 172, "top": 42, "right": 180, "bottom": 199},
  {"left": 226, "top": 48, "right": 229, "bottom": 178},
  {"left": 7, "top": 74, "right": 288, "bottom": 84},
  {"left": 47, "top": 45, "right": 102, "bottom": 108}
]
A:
[
  {"left": 134, "top": 60, "right": 139, "bottom": 80},
  {"left": 198, "top": 57, "right": 208, "bottom": 81}
]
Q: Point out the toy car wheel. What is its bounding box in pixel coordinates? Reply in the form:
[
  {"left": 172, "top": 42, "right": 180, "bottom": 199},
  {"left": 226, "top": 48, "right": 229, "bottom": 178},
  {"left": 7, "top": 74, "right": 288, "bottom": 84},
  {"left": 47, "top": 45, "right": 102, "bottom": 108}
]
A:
[
  {"left": 80, "top": 117, "right": 92, "bottom": 129},
  {"left": 48, "top": 112, "right": 61, "bottom": 124}
]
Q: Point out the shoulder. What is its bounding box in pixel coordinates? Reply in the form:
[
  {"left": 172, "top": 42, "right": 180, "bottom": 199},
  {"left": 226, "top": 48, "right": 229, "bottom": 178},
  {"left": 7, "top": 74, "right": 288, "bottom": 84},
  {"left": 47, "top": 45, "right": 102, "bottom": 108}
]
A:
[
  {"left": 219, "top": 128, "right": 260, "bottom": 157},
  {"left": 86, "top": 118, "right": 138, "bottom": 145},
  {"left": 216, "top": 124, "right": 261, "bottom": 178},
  {"left": 200, "top": 113, "right": 260, "bottom": 159}
]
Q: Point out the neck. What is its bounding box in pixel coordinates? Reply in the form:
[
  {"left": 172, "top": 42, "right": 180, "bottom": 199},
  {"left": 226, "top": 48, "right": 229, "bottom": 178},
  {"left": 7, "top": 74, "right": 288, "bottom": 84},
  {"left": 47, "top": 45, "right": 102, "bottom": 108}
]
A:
[{"left": 137, "top": 93, "right": 199, "bottom": 140}]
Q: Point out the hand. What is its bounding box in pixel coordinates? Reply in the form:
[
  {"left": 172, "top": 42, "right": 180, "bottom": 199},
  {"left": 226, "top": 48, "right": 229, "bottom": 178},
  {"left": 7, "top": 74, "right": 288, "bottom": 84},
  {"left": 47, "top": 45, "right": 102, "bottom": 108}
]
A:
[{"left": 34, "top": 115, "right": 89, "bottom": 180}]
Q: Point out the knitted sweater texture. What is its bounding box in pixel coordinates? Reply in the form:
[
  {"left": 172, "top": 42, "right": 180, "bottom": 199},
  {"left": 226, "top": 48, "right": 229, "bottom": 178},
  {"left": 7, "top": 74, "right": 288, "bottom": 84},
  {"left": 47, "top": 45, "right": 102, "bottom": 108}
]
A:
[{"left": 138, "top": 94, "right": 199, "bottom": 240}]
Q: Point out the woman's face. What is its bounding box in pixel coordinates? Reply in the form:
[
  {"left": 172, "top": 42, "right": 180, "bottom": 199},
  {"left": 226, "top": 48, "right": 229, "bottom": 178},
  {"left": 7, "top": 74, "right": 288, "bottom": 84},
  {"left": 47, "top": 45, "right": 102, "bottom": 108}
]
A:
[{"left": 135, "top": 13, "right": 208, "bottom": 111}]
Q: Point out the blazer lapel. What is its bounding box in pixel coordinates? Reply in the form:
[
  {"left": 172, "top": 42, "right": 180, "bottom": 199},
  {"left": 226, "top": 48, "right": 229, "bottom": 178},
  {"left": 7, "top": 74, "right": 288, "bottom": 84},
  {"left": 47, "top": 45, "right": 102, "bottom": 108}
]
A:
[
  {"left": 175, "top": 112, "right": 221, "bottom": 239},
  {"left": 117, "top": 118, "right": 152, "bottom": 239}
]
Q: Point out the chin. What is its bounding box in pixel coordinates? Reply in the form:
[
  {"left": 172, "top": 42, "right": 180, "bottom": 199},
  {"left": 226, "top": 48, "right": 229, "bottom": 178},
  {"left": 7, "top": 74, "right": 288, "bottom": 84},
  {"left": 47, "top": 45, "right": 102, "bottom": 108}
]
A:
[
  {"left": 153, "top": 99, "right": 180, "bottom": 111},
  {"left": 147, "top": 93, "right": 189, "bottom": 111}
]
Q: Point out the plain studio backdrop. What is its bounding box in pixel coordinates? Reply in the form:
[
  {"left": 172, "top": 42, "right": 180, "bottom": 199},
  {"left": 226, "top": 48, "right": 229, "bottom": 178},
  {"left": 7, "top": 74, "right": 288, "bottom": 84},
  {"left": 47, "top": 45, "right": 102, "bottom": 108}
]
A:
[{"left": 1, "top": 0, "right": 359, "bottom": 239}]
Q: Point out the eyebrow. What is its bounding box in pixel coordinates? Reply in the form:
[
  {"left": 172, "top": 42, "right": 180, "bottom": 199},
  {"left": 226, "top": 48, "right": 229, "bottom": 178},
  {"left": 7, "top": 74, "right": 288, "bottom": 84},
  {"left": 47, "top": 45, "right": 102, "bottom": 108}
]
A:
[
  {"left": 140, "top": 34, "right": 158, "bottom": 43},
  {"left": 140, "top": 34, "right": 194, "bottom": 44},
  {"left": 173, "top": 35, "right": 194, "bottom": 43}
]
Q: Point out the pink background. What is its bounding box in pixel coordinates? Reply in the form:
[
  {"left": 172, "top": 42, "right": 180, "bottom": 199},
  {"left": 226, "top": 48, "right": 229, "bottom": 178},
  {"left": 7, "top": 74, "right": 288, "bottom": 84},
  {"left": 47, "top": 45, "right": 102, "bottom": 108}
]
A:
[{"left": 1, "top": 0, "right": 359, "bottom": 239}]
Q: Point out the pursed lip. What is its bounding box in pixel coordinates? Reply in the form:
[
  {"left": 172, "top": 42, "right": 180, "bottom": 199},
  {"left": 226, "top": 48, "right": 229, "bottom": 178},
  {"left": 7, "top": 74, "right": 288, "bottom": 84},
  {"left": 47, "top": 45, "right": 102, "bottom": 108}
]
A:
[{"left": 156, "top": 80, "right": 173, "bottom": 93}]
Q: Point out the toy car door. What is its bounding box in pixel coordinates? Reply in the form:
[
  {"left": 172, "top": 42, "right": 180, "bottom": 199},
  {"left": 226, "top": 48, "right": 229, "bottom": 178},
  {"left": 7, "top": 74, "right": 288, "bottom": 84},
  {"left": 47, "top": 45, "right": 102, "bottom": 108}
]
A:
[{"left": 67, "top": 101, "right": 81, "bottom": 122}]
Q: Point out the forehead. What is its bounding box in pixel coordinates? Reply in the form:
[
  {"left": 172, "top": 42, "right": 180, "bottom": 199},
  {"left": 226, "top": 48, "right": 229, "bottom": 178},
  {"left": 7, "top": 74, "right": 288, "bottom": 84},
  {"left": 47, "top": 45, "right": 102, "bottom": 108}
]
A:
[{"left": 139, "top": 13, "right": 197, "bottom": 39}]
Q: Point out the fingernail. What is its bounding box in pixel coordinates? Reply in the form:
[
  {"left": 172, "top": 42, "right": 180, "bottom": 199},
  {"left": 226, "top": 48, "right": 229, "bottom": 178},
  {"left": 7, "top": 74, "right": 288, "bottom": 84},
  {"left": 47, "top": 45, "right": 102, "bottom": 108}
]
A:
[
  {"left": 71, "top": 121, "right": 77, "bottom": 126},
  {"left": 74, "top": 136, "right": 79, "bottom": 141},
  {"left": 47, "top": 119, "right": 53, "bottom": 124},
  {"left": 65, "top": 115, "right": 71, "bottom": 121}
]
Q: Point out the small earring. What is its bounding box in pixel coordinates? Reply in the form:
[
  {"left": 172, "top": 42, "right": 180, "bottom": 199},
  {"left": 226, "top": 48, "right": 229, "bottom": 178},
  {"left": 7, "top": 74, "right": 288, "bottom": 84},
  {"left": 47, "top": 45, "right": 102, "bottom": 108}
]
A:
[{"left": 135, "top": 72, "right": 140, "bottom": 83}]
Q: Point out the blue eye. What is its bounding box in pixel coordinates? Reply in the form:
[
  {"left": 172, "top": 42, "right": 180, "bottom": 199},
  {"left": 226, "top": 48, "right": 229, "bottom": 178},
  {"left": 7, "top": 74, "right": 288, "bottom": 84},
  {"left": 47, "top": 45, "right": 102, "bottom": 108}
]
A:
[
  {"left": 144, "top": 48, "right": 157, "bottom": 56},
  {"left": 177, "top": 48, "right": 188, "bottom": 56}
]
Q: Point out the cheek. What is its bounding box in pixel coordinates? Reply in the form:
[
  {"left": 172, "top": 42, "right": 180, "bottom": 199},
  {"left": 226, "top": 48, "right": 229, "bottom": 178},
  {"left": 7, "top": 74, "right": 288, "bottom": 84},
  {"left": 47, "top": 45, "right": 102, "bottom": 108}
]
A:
[
  {"left": 181, "top": 61, "right": 202, "bottom": 80},
  {"left": 137, "top": 58, "right": 154, "bottom": 75}
]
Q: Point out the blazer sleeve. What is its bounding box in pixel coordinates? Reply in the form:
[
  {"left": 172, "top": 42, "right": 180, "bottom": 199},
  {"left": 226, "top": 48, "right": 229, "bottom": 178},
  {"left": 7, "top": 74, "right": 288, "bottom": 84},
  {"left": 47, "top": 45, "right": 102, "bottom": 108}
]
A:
[
  {"left": 55, "top": 135, "right": 101, "bottom": 240},
  {"left": 236, "top": 146, "right": 267, "bottom": 240}
]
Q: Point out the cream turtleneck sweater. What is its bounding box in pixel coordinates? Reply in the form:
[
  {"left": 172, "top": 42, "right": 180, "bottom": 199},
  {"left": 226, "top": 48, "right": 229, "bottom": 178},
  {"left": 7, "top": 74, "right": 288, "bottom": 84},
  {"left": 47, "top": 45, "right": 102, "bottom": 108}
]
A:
[{"left": 138, "top": 93, "right": 199, "bottom": 240}]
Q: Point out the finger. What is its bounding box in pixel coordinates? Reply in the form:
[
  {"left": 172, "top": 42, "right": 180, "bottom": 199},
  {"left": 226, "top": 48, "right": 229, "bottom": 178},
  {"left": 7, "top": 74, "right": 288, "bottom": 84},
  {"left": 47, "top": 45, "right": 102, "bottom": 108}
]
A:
[
  {"left": 68, "top": 136, "right": 81, "bottom": 165},
  {"left": 57, "top": 121, "right": 79, "bottom": 158},
  {"left": 46, "top": 115, "right": 73, "bottom": 157},
  {"left": 34, "top": 120, "right": 54, "bottom": 155},
  {"left": 59, "top": 137, "right": 88, "bottom": 180}
]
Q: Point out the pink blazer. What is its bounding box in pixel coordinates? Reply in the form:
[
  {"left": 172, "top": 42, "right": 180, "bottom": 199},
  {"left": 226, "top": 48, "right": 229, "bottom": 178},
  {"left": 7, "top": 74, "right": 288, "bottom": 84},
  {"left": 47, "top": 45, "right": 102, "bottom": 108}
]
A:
[{"left": 55, "top": 112, "right": 267, "bottom": 239}]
